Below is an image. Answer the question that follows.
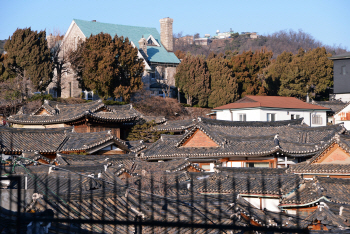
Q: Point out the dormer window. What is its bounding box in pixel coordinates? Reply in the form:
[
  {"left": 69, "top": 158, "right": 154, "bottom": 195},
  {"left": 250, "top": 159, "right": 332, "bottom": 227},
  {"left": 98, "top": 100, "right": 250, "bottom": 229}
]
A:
[
  {"left": 147, "top": 38, "right": 154, "bottom": 45},
  {"left": 146, "top": 35, "right": 160, "bottom": 47}
]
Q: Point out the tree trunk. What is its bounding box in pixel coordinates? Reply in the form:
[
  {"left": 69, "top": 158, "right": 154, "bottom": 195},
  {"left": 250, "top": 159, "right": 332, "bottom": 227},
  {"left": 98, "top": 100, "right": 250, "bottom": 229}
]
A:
[{"left": 186, "top": 94, "right": 193, "bottom": 106}]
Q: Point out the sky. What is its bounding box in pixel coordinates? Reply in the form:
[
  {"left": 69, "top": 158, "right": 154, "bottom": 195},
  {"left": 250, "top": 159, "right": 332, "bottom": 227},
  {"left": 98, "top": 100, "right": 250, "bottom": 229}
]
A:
[{"left": 1, "top": 0, "right": 349, "bottom": 50}]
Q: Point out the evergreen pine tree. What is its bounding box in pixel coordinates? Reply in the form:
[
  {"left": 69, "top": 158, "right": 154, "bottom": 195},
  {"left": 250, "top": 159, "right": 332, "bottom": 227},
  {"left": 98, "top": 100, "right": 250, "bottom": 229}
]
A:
[{"left": 3, "top": 28, "right": 53, "bottom": 91}]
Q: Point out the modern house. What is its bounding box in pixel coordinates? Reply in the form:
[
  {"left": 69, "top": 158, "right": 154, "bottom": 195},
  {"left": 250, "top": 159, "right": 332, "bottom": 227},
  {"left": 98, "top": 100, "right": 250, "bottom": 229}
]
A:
[
  {"left": 213, "top": 96, "right": 329, "bottom": 127},
  {"left": 329, "top": 52, "right": 350, "bottom": 102},
  {"left": 46, "top": 18, "right": 180, "bottom": 99}
]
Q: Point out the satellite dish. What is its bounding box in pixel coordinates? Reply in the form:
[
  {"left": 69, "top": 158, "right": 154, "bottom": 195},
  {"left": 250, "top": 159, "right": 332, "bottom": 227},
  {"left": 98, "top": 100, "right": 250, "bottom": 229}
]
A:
[{"left": 216, "top": 30, "right": 220, "bottom": 34}]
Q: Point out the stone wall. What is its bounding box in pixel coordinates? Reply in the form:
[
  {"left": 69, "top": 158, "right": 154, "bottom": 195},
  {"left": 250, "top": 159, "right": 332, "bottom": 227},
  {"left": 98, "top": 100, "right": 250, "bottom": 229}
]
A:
[{"left": 159, "top": 18, "right": 174, "bottom": 52}]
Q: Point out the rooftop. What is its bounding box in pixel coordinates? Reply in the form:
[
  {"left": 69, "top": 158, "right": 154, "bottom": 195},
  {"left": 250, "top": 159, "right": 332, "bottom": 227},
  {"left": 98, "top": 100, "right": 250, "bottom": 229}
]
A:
[
  {"left": 214, "top": 96, "right": 330, "bottom": 110},
  {"left": 73, "top": 19, "right": 180, "bottom": 64}
]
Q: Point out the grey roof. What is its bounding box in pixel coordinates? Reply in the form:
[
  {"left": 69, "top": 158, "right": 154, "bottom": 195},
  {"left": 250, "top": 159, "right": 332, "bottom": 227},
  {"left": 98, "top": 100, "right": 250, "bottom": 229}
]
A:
[
  {"left": 288, "top": 134, "right": 350, "bottom": 174},
  {"left": 141, "top": 117, "right": 345, "bottom": 160},
  {"left": 55, "top": 153, "right": 135, "bottom": 166},
  {"left": 0, "top": 126, "right": 129, "bottom": 154},
  {"left": 329, "top": 52, "right": 350, "bottom": 60},
  {"left": 7, "top": 100, "right": 141, "bottom": 125},
  {"left": 304, "top": 202, "right": 350, "bottom": 231},
  {"left": 155, "top": 119, "right": 196, "bottom": 132},
  {"left": 280, "top": 177, "right": 350, "bottom": 206},
  {"left": 0, "top": 127, "right": 72, "bottom": 153},
  {"left": 193, "top": 170, "right": 301, "bottom": 196},
  {"left": 312, "top": 100, "right": 348, "bottom": 114}
]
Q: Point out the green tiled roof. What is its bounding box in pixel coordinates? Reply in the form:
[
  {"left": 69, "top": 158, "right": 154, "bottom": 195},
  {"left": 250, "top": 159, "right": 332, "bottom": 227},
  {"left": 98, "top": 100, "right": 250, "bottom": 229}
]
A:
[{"left": 73, "top": 19, "right": 180, "bottom": 64}]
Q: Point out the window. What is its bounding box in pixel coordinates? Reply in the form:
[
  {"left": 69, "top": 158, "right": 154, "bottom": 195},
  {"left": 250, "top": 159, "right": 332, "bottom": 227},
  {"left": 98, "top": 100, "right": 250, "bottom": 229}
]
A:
[
  {"left": 291, "top": 114, "right": 300, "bottom": 120},
  {"left": 342, "top": 66, "right": 346, "bottom": 75},
  {"left": 296, "top": 114, "right": 300, "bottom": 119},
  {"left": 201, "top": 164, "right": 211, "bottom": 171},
  {"left": 83, "top": 90, "right": 94, "bottom": 100},
  {"left": 239, "top": 114, "right": 246, "bottom": 121},
  {"left": 267, "top": 113, "right": 275, "bottom": 122},
  {"left": 147, "top": 38, "right": 154, "bottom": 45},
  {"left": 312, "top": 114, "right": 322, "bottom": 125},
  {"left": 246, "top": 162, "right": 270, "bottom": 168},
  {"left": 150, "top": 66, "right": 155, "bottom": 79}
]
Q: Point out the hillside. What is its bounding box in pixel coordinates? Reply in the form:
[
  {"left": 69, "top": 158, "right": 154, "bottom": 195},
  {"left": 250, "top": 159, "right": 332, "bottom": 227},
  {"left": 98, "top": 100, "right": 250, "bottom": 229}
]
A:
[{"left": 174, "top": 30, "right": 348, "bottom": 59}]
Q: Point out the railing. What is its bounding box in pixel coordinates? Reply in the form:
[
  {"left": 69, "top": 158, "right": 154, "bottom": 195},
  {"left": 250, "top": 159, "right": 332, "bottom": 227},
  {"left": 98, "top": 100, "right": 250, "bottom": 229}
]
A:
[{"left": 0, "top": 160, "right": 310, "bottom": 234}]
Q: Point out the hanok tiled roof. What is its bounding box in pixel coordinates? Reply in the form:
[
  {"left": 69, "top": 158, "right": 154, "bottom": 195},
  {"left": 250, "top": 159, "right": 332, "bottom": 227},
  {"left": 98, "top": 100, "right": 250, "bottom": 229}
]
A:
[
  {"left": 303, "top": 202, "right": 350, "bottom": 231},
  {"left": 60, "top": 130, "right": 129, "bottom": 153},
  {"left": 216, "top": 167, "right": 287, "bottom": 175},
  {"left": 214, "top": 95, "right": 330, "bottom": 110},
  {"left": 193, "top": 171, "right": 301, "bottom": 196},
  {"left": 228, "top": 196, "right": 307, "bottom": 229},
  {"left": 288, "top": 134, "right": 350, "bottom": 174},
  {"left": 155, "top": 119, "right": 197, "bottom": 132},
  {"left": 7, "top": 100, "right": 141, "bottom": 125},
  {"left": 125, "top": 140, "right": 148, "bottom": 153},
  {"left": 141, "top": 117, "right": 345, "bottom": 160},
  {"left": 280, "top": 177, "right": 350, "bottom": 207},
  {"left": 55, "top": 153, "right": 136, "bottom": 167},
  {"left": 126, "top": 158, "right": 205, "bottom": 175},
  {"left": 312, "top": 100, "right": 347, "bottom": 114},
  {"left": 0, "top": 126, "right": 72, "bottom": 153},
  {"left": 0, "top": 126, "right": 130, "bottom": 154},
  {"left": 73, "top": 19, "right": 180, "bottom": 64}
]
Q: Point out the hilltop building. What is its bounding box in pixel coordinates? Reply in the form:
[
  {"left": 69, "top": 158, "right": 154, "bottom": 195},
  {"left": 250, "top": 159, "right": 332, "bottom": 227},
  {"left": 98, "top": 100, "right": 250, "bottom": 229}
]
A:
[{"left": 46, "top": 18, "right": 180, "bottom": 99}]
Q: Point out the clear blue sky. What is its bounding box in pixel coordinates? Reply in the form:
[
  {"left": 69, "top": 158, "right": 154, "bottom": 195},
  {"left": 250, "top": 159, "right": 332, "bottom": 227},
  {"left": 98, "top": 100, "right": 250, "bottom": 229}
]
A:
[{"left": 1, "top": 0, "right": 349, "bottom": 50}]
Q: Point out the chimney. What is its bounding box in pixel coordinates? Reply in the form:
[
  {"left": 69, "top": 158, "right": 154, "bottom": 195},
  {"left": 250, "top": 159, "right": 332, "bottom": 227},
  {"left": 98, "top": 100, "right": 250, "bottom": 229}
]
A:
[
  {"left": 46, "top": 33, "right": 55, "bottom": 49},
  {"left": 138, "top": 36, "right": 147, "bottom": 57},
  {"left": 159, "top": 17, "right": 173, "bottom": 52}
]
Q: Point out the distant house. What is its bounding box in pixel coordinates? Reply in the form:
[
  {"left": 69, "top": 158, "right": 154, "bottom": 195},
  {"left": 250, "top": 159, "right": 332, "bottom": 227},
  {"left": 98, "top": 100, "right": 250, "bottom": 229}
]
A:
[
  {"left": 46, "top": 18, "right": 180, "bottom": 99},
  {"left": 194, "top": 37, "right": 211, "bottom": 45},
  {"left": 213, "top": 96, "right": 329, "bottom": 127},
  {"left": 329, "top": 52, "right": 350, "bottom": 102}
]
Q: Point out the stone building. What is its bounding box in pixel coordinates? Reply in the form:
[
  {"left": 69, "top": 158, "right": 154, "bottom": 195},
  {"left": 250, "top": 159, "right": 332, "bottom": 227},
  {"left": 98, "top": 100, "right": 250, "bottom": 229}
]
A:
[{"left": 46, "top": 18, "right": 180, "bottom": 99}]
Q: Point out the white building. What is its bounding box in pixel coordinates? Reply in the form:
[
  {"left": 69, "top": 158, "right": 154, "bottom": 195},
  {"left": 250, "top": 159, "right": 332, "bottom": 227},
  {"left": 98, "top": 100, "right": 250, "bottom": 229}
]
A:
[
  {"left": 213, "top": 96, "right": 329, "bottom": 127},
  {"left": 334, "top": 102, "right": 350, "bottom": 130}
]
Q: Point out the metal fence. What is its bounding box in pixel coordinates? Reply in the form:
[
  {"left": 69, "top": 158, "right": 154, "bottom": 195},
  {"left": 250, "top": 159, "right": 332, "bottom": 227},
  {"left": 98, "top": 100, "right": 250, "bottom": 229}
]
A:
[{"left": 0, "top": 160, "right": 312, "bottom": 234}]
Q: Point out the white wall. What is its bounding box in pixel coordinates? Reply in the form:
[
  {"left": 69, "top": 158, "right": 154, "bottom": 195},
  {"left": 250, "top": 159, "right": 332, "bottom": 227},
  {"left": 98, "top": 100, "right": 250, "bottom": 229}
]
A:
[
  {"left": 335, "top": 94, "right": 350, "bottom": 102},
  {"left": 243, "top": 196, "right": 281, "bottom": 212},
  {"left": 215, "top": 108, "right": 327, "bottom": 127},
  {"left": 334, "top": 103, "right": 350, "bottom": 130}
]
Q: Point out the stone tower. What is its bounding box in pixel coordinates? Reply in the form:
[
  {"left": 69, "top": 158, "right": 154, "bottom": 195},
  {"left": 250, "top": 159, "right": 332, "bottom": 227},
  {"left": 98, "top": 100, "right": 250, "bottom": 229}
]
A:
[{"left": 159, "top": 17, "right": 173, "bottom": 52}]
